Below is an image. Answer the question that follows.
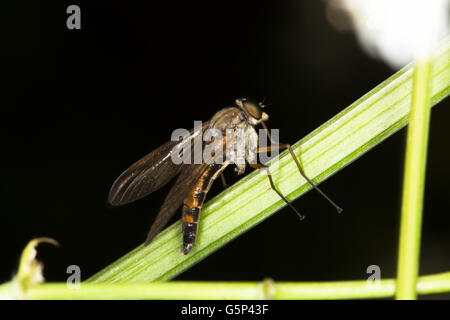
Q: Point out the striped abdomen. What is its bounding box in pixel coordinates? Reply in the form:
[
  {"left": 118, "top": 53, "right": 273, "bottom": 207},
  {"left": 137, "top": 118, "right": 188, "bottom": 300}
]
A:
[{"left": 181, "top": 162, "right": 227, "bottom": 254}]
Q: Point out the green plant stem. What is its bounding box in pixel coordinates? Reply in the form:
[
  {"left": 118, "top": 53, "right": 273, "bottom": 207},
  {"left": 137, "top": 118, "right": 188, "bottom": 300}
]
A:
[
  {"left": 87, "top": 36, "right": 449, "bottom": 284},
  {"left": 1, "top": 272, "right": 449, "bottom": 299},
  {"left": 396, "top": 58, "right": 433, "bottom": 299}
]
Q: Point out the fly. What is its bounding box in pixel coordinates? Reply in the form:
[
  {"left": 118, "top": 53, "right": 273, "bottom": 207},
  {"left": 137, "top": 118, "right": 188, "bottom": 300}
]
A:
[{"left": 108, "top": 98, "right": 342, "bottom": 254}]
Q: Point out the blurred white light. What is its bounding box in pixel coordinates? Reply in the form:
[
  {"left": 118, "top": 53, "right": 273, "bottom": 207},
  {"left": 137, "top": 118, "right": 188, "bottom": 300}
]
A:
[{"left": 327, "top": 0, "right": 450, "bottom": 68}]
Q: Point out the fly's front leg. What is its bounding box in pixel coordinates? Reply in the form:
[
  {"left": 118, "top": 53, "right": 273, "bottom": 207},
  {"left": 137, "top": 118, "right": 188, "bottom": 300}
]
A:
[
  {"left": 257, "top": 144, "right": 315, "bottom": 189},
  {"left": 249, "top": 163, "right": 305, "bottom": 220},
  {"left": 257, "top": 143, "right": 343, "bottom": 213}
]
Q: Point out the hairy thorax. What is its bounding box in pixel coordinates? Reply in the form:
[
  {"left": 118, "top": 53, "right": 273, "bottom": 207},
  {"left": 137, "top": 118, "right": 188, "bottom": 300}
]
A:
[{"left": 208, "top": 107, "right": 258, "bottom": 174}]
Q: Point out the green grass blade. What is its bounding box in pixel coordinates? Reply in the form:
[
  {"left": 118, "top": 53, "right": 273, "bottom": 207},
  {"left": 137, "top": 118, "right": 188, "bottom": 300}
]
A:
[
  {"left": 2, "top": 271, "right": 449, "bottom": 299},
  {"left": 396, "top": 58, "right": 433, "bottom": 299},
  {"left": 88, "top": 36, "right": 449, "bottom": 284}
]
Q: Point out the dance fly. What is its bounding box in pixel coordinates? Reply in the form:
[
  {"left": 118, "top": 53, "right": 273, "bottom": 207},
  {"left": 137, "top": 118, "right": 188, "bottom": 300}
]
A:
[{"left": 108, "top": 98, "right": 342, "bottom": 254}]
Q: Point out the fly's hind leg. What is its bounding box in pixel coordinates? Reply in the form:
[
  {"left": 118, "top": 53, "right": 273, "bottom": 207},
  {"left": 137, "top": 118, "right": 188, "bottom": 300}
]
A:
[{"left": 220, "top": 173, "right": 228, "bottom": 189}]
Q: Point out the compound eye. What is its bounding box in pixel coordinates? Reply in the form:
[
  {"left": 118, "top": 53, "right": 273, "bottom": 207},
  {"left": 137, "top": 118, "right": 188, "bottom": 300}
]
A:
[{"left": 243, "top": 101, "right": 262, "bottom": 119}]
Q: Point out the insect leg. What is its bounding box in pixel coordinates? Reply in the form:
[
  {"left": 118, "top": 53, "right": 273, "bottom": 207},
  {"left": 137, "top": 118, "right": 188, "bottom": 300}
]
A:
[
  {"left": 257, "top": 143, "right": 343, "bottom": 213},
  {"left": 250, "top": 163, "right": 305, "bottom": 220},
  {"left": 220, "top": 173, "right": 228, "bottom": 188}
]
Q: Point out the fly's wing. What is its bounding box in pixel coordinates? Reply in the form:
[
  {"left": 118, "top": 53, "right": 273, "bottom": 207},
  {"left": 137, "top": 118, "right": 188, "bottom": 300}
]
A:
[
  {"left": 144, "top": 163, "right": 209, "bottom": 245},
  {"left": 108, "top": 121, "right": 209, "bottom": 206}
]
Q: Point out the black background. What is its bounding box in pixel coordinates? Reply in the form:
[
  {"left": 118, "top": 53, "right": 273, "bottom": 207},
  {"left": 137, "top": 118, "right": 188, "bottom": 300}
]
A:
[{"left": 2, "top": 1, "right": 449, "bottom": 298}]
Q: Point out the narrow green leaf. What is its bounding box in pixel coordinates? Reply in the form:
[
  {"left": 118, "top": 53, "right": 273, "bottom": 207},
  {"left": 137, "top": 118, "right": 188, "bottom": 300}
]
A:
[
  {"left": 2, "top": 271, "right": 449, "bottom": 299},
  {"left": 88, "top": 36, "right": 449, "bottom": 284},
  {"left": 396, "top": 57, "right": 433, "bottom": 299}
]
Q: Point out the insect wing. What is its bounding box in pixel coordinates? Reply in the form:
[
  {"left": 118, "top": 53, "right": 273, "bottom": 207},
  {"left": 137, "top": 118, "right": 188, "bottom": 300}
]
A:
[{"left": 108, "top": 121, "right": 209, "bottom": 205}]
